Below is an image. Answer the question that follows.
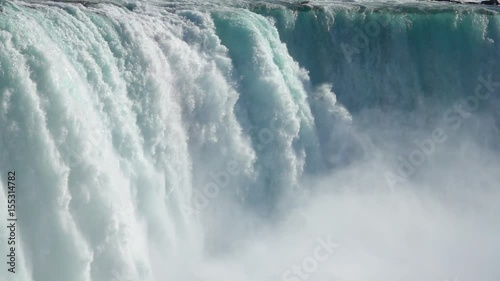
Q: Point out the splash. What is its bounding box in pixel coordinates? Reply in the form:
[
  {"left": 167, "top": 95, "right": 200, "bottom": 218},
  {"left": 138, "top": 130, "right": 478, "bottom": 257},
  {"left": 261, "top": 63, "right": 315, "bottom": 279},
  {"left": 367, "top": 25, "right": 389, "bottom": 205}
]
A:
[{"left": 0, "top": 1, "right": 499, "bottom": 281}]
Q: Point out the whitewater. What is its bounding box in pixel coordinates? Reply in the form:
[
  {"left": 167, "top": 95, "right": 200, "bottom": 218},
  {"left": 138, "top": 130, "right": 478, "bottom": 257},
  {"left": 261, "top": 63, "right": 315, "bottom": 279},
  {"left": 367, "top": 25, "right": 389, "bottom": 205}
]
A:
[{"left": 0, "top": 0, "right": 499, "bottom": 280}]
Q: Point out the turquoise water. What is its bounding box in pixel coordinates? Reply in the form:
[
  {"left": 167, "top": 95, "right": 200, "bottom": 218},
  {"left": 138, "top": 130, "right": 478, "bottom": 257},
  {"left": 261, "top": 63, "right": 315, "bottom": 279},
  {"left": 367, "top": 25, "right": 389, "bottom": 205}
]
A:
[{"left": 0, "top": 1, "right": 500, "bottom": 281}]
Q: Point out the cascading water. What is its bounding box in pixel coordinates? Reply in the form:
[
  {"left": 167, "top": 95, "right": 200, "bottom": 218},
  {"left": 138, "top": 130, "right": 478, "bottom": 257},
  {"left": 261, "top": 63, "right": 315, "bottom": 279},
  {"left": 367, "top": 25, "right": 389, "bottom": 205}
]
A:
[{"left": 1, "top": 1, "right": 499, "bottom": 281}]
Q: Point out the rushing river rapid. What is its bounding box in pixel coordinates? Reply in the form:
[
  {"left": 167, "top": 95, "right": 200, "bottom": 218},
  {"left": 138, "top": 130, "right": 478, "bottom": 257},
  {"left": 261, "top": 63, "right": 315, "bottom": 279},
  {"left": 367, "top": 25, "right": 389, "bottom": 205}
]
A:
[{"left": 1, "top": 1, "right": 500, "bottom": 281}]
